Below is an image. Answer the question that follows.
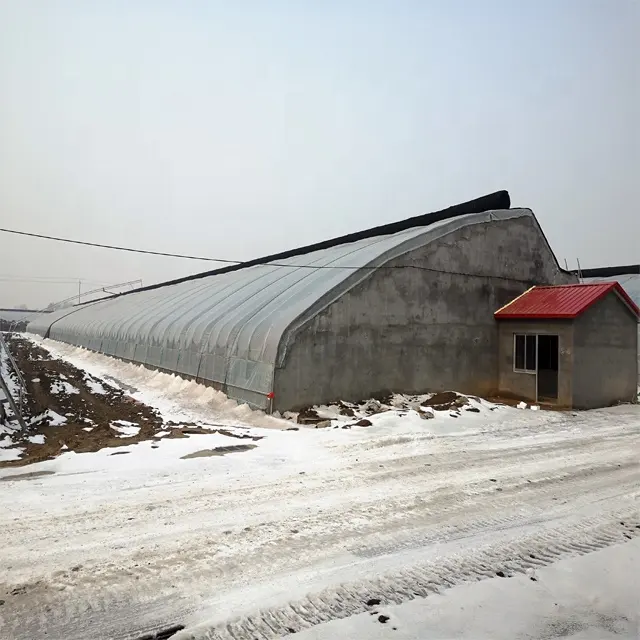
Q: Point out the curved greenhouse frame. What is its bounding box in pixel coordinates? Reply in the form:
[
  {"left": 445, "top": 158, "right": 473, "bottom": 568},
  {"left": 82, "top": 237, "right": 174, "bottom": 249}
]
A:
[{"left": 28, "top": 191, "right": 573, "bottom": 410}]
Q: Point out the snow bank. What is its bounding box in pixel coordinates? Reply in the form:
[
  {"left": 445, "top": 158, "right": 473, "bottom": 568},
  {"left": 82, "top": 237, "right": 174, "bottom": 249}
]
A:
[{"left": 25, "top": 335, "right": 288, "bottom": 430}]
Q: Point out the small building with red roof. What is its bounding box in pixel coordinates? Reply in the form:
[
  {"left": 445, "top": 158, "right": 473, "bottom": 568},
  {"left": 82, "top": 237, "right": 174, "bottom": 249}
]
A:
[{"left": 494, "top": 282, "right": 639, "bottom": 408}]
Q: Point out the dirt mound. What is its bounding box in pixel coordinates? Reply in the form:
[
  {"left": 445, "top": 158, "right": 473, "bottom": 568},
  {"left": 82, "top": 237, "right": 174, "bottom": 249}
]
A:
[
  {"left": 297, "top": 407, "right": 324, "bottom": 425},
  {"left": 338, "top": 401, "right": 355, "bottom": 417},
  {"left": 421, "top": 391, "right": 469, "bottom": 411}
]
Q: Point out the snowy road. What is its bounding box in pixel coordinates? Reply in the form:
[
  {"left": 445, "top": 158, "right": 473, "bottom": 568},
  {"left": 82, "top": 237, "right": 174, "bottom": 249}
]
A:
[
  {"left": 0, "top": 339, "right": 639, "bottom": 639},
  {"left": 290, "top": 539, "right": 640, "bottom": 639}
]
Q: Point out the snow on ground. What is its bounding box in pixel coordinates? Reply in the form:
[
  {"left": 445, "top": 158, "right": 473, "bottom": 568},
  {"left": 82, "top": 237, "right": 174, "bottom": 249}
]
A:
[
  {"left": 49, "top": 379, "right": 80, "bottom": 395},
  {"left": 27, "top": 434, "right": 45, "bottom": 444},
  {"left": 0, "top": 445, "right": 23, "bottom": 461},
  {"left": 84, "top": 375, "right": 107, "bottom": 394},
  {"left": 109, "top": 420, "right": 141, "bottom": 438},
  {"left": 0, "top": 392, "right": 638, "bottom": 640},
  {"left": 289, "top": 540, "right": 640, "bottom": 640},
  {"left": 29, "top": 408, "right": 67, "bottom": 426},
  {"left": 25, "top": 334, "right": 287, "bottom": 429},
  {"left": 0, "top": 335, "right": 638, "bottom": 640}
]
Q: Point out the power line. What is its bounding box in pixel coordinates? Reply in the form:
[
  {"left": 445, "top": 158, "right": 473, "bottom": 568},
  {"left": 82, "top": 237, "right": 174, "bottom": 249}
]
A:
[
  {"left": 0, "top": 227, "right": 239, "bottom": 264},
  {"left": 0, "top": 225, "right": 536, "bottom": 285}
]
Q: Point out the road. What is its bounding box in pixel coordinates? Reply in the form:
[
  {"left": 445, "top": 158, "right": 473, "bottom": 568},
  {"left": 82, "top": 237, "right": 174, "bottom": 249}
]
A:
[{"left": 0, "top": 341, "right": 638, "bottom": 639}]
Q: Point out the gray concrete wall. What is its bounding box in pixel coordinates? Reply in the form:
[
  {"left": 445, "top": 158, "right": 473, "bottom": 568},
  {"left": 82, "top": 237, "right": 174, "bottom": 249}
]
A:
[
  {"left": 496, "top": 320, "right": 574, "bottom": 406},
  {"left": 581, "top": 275, "right": 640, "bottom": 385},
  {"left": 572, "top": 293, "right": 638, "bottom": 409},
  {"left": 274, "top": 215, "right": 575, "bottom": 411}
]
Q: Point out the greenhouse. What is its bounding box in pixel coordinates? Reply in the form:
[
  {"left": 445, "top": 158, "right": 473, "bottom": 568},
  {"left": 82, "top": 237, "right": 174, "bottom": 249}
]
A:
[
  {"left": 28, "top": 191, "right": 575, "bottom": 411},
  {"left": 580, "top": 265, "right": 640, "bottom": 306}
]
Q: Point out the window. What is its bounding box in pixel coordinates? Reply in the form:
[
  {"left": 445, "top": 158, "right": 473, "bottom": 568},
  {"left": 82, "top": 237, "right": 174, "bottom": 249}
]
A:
[{"left": 514, "top": 334, "right": 536, "bottom": 372}]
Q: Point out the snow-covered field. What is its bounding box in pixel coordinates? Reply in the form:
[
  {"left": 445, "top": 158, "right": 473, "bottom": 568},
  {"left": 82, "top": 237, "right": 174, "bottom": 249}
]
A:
[{"left": 0, "top": 336, "right": 638, "bottom": 640}]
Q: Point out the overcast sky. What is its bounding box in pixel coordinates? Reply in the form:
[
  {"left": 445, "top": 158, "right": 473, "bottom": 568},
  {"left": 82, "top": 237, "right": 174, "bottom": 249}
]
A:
[{"left": 1, "top": 0, "right": 638, "bottom": 308}]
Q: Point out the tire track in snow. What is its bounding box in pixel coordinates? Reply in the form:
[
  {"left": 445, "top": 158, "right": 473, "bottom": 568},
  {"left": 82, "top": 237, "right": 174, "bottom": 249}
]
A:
[
  {"left": 2, "top": 407, "right": 638, "bottom": 640},
  {"left": 173, "top": 515, "right": 640, "bottom": 640},
  {"left": 29, "top": 455, "right": 638, "bottom": 603},
  {"left": 3, "top": 452, "right": 639, "bottom": 640}
]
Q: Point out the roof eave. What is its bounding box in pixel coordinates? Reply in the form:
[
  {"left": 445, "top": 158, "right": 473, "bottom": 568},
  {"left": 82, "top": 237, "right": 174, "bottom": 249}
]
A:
[{"left": 494, "top": 313, "right": 578, "bottom": 320}]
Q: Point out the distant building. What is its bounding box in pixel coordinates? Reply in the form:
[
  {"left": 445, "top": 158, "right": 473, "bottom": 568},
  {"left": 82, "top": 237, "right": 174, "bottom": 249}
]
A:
[
  {"left": 30, "top": 190, "right": 580, "bottom": 411},
  {"left": 495, "top": 283, "right": 639, "bottom": 408}
]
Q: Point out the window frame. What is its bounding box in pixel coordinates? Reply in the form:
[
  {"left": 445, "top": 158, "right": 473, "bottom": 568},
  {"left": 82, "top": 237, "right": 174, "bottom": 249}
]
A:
[{"left": 513, "top": 333, "right": 537, "bottom": 374}]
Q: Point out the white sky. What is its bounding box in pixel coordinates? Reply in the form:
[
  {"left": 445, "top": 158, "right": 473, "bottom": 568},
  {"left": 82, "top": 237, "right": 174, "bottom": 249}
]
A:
[{"left": 1, "top": 1, "right": 638, "bottom": 308}]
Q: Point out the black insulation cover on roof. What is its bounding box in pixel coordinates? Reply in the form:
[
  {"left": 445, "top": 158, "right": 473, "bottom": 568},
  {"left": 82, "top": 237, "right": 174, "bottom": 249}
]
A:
[
  {"left": 576, "top": 264, "right": 640, "bottom": 278},
  {"left": 111, "top": 190, "right": 511, "bottom": 298}
]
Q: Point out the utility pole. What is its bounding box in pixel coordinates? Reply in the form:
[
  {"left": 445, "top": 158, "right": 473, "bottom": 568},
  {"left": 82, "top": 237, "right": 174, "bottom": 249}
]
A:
[{"left": 78, "top": 279, "right": 81, "bottom": 305}]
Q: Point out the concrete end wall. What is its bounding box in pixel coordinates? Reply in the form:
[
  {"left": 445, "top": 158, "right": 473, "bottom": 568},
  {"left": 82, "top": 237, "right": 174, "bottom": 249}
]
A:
[
  {"left": 496, "top": 320, "right": 574, "bottom": 406},
  {"left": 572, "top": 293, "right": 638, "bottom": 409},
  {"left": 274, "top": 214, "right": 574, "bottom": 411}
]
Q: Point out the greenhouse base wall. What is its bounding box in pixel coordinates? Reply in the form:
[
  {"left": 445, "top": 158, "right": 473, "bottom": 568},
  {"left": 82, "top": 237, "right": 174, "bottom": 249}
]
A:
[{"left": 273, "top": 216, "right": 576, "bottom": 412}]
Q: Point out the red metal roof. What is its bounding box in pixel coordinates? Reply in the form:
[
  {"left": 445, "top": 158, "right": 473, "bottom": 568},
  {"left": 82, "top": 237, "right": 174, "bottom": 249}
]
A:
[{"left": 494, "top": 282, "right": 640, "bottom": 320}]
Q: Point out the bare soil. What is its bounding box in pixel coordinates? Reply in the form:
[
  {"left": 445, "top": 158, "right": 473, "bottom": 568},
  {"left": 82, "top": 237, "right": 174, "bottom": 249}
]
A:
[
  {"left": 0, "top": 336, "right": 170, "bottom": 467},
  {"left": 1, "top": 336, "right": 266, "bottom": 468},
  {"left": 2, "top": 336, "right": 261, "bottom": 467}
]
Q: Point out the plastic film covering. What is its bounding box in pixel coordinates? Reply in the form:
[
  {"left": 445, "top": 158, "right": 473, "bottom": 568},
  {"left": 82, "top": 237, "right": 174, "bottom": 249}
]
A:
[
  {"left": 582, "top": 274, "right": 639, "bottom": 307},
  {"left": 28, "top": 209, "right": 533, "bottom": 409}
]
